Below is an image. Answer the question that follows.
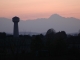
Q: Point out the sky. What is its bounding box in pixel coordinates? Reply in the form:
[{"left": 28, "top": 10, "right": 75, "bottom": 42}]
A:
[{"left": 0, "top": 0, "right": 80, "bottom": 20}]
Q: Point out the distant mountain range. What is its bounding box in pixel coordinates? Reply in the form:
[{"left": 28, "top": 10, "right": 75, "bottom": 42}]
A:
[{"left": 0, "top": 14, "right": 80, "bottom": 34}]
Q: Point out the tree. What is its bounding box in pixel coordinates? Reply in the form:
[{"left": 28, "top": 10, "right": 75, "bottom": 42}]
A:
[
  {"left": 52, "top": 32, "right": 67, "bottom": 56},
  {"left": 45, "top": 28, "right": 56, "bottom": 51},
  {"left": 0, "top": 32, "right": 6, "bottom": 38},
  {"left": 46, "top": 28, "right": 56, "bottom": 36},
  {"left": 30, "top": 35, "right": 43, "bottom": 52}
]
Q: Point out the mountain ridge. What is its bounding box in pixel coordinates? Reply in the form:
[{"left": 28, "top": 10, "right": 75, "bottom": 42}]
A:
[{"left": 0, "top": 14, "right": 80, "bottom": 33}]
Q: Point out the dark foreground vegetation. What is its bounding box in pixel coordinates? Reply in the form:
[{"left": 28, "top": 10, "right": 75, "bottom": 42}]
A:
[{"left": 0, "top": 29, "right": 80, "bottom": 60}]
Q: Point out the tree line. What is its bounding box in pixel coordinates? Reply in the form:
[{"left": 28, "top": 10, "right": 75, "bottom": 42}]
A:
[{"left": 0, "top": 29, "right": 80, "bottom": 60}]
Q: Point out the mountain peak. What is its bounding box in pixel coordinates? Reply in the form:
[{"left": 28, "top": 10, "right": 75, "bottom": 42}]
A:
[{"left": 49, "top": 14, "right": 62, "bottom": 19}]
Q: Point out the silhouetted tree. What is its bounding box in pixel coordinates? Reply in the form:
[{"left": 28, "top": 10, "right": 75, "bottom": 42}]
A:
[
  {"left": 50, "top": 32, "right": 67, "bottom": 56},
  {"left": 60, "top": 31, "right": 67, "bottom": 39},
  {"left": 30, "top": 35, "right": 43, "bottom": 56},
  {"left": 46, "top": 28, "right": 56, "bottom": 36},
  {"left": 0, "top": 32, "right": 6, "bottom": 38},
  {"left": 45, "top": 28, "right": 56, "bottom": 51}
]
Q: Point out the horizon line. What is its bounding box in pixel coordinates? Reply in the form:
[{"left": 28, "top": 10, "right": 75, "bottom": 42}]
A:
[{"left": 0, "top": 14, "right": 80, "bottom": 20}]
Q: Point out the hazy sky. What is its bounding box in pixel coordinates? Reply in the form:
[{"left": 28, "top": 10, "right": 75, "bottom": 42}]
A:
[{"left": 0, "top": 0, "right": 80, "bottom": 20}]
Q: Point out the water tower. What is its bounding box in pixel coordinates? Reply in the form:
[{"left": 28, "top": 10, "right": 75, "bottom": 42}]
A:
[{"left": 12, "top": 16, "right": 20, "bottom": 37}]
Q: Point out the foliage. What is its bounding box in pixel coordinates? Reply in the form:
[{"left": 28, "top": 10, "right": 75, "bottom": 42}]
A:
[{"left": 0, "top": 30, "right": 80, "bottom": 59}]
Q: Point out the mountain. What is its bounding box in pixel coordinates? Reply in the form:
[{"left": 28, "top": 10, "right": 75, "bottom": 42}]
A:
[{"left": 0, "top": 14, "right": 80, "bottom": 34}]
